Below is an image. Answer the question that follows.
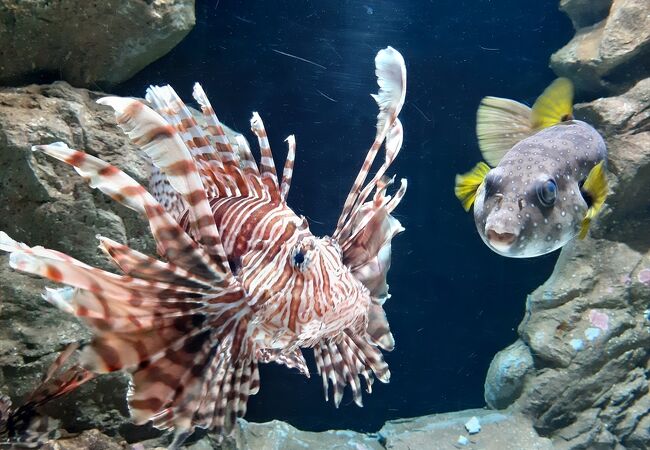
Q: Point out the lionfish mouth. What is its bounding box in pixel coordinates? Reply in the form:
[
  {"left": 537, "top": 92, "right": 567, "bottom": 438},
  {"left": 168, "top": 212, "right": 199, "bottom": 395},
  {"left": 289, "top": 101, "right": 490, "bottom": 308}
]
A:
[{"left": 486, "top": 228, "right": 517, "bottom": 251}]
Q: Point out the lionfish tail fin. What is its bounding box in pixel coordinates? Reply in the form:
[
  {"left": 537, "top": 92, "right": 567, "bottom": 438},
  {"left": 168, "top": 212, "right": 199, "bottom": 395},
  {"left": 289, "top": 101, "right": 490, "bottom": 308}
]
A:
[{"left": 314, "top": 330, "right": 390, "bottom": 408}]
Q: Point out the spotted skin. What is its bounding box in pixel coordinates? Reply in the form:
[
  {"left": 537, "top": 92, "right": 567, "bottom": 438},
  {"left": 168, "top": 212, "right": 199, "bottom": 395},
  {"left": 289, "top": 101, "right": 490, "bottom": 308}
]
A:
[{"left": 473, "top": 120, "right": 607, "bottom": 257}]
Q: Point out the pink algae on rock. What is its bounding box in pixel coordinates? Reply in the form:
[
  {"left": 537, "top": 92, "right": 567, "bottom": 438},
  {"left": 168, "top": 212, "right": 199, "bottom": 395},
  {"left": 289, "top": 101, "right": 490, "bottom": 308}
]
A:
[
  {"left": 588, "top": 310, "right": 609, "bottom": 331},
  {"left": 638, "top": 269, "right": 650, "bottom": 286}
]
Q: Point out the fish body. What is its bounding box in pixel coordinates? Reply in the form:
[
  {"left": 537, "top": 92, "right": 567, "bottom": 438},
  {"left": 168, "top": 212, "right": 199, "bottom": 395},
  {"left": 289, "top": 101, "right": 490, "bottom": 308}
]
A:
[
  {"left": 0, "top": 47, "right": 407, "bottom": 446},
  {"left": 455, "top": 78, "right": 609, "bottom": 257},
  {"left": 473, "top": 120, "right": 606, "bottom": 257}
]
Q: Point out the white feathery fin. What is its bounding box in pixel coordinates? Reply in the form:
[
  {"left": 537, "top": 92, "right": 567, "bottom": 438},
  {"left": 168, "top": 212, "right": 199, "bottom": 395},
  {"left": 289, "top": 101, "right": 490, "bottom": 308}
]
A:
[
  {"left": 371, "top": 46, "right": 407, "bottom": 136},
  {"left": 476, "top": 97, "right": 532, "bottom": 167}
]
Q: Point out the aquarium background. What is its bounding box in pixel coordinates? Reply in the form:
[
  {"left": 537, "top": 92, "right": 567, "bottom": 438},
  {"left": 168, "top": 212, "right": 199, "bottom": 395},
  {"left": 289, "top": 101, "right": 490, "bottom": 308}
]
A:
[{"left": 114, "top": 0, "right": 574, "bottom": 433}]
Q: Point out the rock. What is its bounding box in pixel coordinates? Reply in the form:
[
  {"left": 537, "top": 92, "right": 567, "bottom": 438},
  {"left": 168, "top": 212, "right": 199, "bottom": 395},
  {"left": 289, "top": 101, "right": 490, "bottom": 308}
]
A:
[
  {"left": 0, "top": 81, "right": 156, "bottom": 437},
  {"left": 232, "top": 420, "right": 382, "bottom": 450},
  {"left": 43, "top": 429, "right": 127, "bottom": 450},
  {"left": 484, "top": 339, "right": 534, "bottom": 409},
  {"left": 559, "top": 0, "right": 612, "bottom": 29},
  {"left": 499, "top": 78, "right": 650, "bottom": 448},
  {"left": 378, "top": 409, "right": 553, "bottom": 450},
  {"left": 550, "top": 0, "right": 650, "bottom": 96},
  {"left": 0, "top": 0, "right": 195, "bottom": 88}
]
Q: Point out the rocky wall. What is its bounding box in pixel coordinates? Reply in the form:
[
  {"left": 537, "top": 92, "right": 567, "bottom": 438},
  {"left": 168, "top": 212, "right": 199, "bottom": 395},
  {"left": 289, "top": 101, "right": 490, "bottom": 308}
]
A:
[{"left": 485, "top": 1, "right": 650, "bottom": 448}]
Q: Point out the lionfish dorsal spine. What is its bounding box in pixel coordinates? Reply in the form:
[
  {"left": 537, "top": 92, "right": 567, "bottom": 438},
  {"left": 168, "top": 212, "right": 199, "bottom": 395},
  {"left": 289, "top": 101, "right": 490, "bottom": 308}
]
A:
[
  {"left": 97, "top": 95, "right": 231, "bottom": 275},
  {"left": 250, "top": 112, "right": 281, "bottom": 202},
  {"left": 334, "top": 47, "right": 407, "bottom": 240},
  {"left": 280, "top": 135, "right": 296, "bottom": 202}
]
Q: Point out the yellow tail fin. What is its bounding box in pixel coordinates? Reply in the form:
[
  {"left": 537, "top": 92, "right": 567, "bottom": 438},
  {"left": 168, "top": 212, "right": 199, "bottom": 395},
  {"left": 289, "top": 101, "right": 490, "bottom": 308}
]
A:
[
  {"left": 579, "top": 161, "right": 608, "bottom": 239},
  {"left": 455, "top": 162, "right": 490, "bottom": 212},
  {"left": 531, "top": 78, "right": 574, "bottom": 130}
]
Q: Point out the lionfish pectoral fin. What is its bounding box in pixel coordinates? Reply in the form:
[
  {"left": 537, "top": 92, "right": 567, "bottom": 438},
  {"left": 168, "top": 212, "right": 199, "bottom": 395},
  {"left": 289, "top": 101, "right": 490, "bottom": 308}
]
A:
[
  {"left": 123, "top": 292, "right": 259, "bottom": 440},
  {"left": 476, "top": 97, "right": 533, "bottom": 166},
  {"left": 30, "top": 142, "right": 229, "bottom": 281},
  {"left": 579, "top": 160, "right": 608, "bottom": 239},
  {"left": 454, "top": 161, "right": 490, "bottom": 211},
  {"left": 531, "top": 77, "right": 574, "bottom": 130},
  {"left": 314, "top": 330, "right": 389, "bottom": 408}
]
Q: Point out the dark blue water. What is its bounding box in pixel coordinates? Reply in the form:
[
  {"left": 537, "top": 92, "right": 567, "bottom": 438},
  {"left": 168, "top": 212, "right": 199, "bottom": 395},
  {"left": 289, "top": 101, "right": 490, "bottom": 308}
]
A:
[{"left": 117, "top": 0, "right": 573, "bottom": 433}]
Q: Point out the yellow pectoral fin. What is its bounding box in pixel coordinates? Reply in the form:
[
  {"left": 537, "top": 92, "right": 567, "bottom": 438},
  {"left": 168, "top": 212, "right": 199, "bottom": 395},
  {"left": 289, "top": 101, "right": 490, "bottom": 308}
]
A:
[
  {"left": 578, "top": 161, "right": 608, "bottom": 239},
  {"left": 531, "top": 78, "right": 574, "bottom": 130},
  {"left": 455, "top": 161, "right": 490, "bottom": 212}
]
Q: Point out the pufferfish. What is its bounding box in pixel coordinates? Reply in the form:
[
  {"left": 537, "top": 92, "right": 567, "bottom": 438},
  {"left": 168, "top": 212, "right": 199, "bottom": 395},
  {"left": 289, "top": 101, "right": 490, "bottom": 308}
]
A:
[
  {"left": 455, "top": 78, "right": 608, "bottom": 258},
  {"left": 0, "top": 47, "right": 407, "bottom": 447}
]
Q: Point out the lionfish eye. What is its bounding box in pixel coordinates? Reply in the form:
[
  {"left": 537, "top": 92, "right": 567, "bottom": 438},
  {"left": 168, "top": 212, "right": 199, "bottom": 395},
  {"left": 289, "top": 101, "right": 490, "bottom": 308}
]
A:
[
  {"left": 293, "top": 251, "right": 305, "bottom": 266},
  {"left": 537, "top": 179, "right": 557, "bottom": 207}
]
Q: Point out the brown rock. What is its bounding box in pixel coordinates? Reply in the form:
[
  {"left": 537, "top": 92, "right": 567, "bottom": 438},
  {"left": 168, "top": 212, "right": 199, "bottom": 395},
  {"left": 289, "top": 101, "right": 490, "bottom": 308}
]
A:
[
  {"left": 551, "top": 0, "right": 650, "bottom": 96},
  {"left": 486, "top": 78, "right": 650, "bottom": 449},
  {"left": 0, "top": 0, "right": 195, "bottom": 88}
]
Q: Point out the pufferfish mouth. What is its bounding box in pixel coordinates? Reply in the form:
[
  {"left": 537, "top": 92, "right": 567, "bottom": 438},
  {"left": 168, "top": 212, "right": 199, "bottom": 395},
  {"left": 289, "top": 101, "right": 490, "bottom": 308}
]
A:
[{"left": 486, "top": 229, "right": 517, "bottom": 250}]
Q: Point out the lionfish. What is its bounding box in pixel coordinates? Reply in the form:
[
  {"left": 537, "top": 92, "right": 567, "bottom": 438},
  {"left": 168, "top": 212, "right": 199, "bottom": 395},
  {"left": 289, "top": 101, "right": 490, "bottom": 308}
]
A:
[
  {"left": 0, "top": 47, "right": 407, "bottom": 446},
  {"left": 0, "top": 344, "right": 93, "bottom": 447}
]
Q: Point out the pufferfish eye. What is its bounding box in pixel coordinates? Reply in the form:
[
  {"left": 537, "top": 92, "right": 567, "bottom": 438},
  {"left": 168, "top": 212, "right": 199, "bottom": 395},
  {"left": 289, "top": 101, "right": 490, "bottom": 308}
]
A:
[{"left": 537, "top": 179, "right": 557, "bottom": 207}]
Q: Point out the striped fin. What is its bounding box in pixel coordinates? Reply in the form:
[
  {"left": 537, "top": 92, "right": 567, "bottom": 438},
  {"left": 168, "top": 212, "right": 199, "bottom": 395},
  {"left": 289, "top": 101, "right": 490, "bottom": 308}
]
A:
[
  {"left": 314, "top": 330, "right": 389, "bottom": 407},
  {"left": 31, "top": 143, "right": 228, "bottom": 282},
  {"left": 234, "top": 134, "right": 265, "bottom": 197},
  {"left": 148, "top": 164, "right": 188, "bottom": 223},
  {"left": 97, "top": 96, "right": 230, "bottom": 273},
  {"left": 191, "top": 83, "right": 244, "bottom": 172},
  {"left": 145, "top": 86, "right": 238, "bottom": 200},
  {"left": 0, "top": 344, "right": 93, "bottom": 447},
  {"left": 1, "top": 229, "right": 257, "bottom": 445},
  {"left": 97, "top": 236, "right": 214, "bottom": 290},
  {"left": 257, "top": 348, "right": 309, "bottom": 377},
  {"left": 476, "top": 96, "right": 533, "bottom": 166},
  {"left": 337, "top": 118, "right": 404, "bottom": 242},
  {"left": 250, "top": 112, "right": 281, "bottom": 201},
  {"left": 334, "top": 47, "right": 406, "bottom": 239},
  {"left": 280, "top": 135, "right": 296, "bottom": 202},
  {"left": 146, "top": 85, "right": 216, "bottom": 162}
]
